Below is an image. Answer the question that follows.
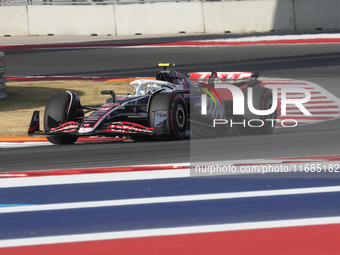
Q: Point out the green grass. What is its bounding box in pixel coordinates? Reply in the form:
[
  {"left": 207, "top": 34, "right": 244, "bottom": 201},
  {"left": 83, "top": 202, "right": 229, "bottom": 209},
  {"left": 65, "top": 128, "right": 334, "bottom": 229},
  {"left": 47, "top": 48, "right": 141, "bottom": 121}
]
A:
[{"left": 0, "top": 80, "right": 133, "bottom": 137}]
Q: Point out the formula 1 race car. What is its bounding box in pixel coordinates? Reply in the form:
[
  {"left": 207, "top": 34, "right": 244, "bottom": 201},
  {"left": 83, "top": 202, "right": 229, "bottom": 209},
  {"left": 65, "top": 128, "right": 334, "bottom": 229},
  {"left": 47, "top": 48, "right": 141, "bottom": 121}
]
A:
[{"left": 28, "top": 63, "right": 276, "bottom": 144}]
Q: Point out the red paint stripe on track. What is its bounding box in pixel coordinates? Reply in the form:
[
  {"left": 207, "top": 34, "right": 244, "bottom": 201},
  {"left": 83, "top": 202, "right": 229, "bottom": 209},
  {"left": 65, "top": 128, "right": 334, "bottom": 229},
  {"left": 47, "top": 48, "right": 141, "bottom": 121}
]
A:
[
  {"left": 147, "top": 38, "right": 340, "bottom": 47},
  {"left": 2, "top": 37, "right": 340, "bottom": 51},
  {"left": 1, "top": 224, "right": 339, "bottom": 255},
  {"left": 0, "top": 43, "right": 149, "bottom": 50},
  {"left": 0, "top": 165, "right": 188, "bottom": 178},
  {"left": 0, "top": 137, "right": 124, "bottom": 143}
]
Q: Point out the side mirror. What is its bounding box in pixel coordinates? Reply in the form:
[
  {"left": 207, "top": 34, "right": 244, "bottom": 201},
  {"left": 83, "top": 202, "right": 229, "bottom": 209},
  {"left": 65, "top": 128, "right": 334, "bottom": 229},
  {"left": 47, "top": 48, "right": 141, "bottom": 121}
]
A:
[{"left": 101, "top": 90, "right": 116, "bottom": 103}]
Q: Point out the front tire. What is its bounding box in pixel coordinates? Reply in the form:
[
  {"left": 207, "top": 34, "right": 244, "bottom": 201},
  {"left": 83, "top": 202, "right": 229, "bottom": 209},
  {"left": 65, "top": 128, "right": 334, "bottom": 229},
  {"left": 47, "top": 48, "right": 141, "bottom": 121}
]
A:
[
  {"left": 149, "top": 93, "right": 188, "bottom": 140},
  {"left": 44, "top": 94, "right": 78, "bottom": 145}
]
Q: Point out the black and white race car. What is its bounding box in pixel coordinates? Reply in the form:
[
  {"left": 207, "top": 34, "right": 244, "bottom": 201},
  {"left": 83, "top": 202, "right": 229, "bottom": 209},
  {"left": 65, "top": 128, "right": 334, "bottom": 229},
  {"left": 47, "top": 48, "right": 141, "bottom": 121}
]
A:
[{"left": 28, "top": 63, "right": 276, "bottom": 144}]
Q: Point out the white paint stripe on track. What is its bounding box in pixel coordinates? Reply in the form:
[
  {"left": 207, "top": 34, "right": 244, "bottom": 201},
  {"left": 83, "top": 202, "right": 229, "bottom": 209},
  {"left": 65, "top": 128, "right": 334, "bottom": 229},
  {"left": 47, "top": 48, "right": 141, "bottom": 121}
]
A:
[
  {"left": 284, "top": 119, "right": 330, "bottom": 124},
  {"left": 277, "top": 97, "right": 327, "bottom": 100},
  {"left": 286, "top": 108, "right": 339, "bottom": 113},
  {"left": 264, "top": 84, "right": 312, "bottom": 87},
  {"left": 1, "top": 216, "right": 340, "bottom": 248},
  {"left": 0, "top": 142, "right": 50, "bottom": 148},
  {"left": 0, "top": 169, "right": 190, "bottom": 188},
  {"left": 1, "top": 185, "right": 340, "bottom": 214},
  {"left": 286, "top": 106, "right": 339, "bottom": 109},
  {"left": 303, "top": 99, "right": 336, "bottom": 103},
  {"left": 280, "top": 114, "right": 338, "bottom": 118}
]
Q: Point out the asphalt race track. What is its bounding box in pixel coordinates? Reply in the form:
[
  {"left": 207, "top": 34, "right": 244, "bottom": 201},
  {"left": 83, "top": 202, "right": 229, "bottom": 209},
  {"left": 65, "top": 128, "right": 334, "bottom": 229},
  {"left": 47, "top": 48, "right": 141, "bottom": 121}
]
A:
[
  {"left": 1, "top": 38, "right": 340, "bottom": 170},
  {"left": 1, "top": 35, "right": 340, "bottom": 254}
]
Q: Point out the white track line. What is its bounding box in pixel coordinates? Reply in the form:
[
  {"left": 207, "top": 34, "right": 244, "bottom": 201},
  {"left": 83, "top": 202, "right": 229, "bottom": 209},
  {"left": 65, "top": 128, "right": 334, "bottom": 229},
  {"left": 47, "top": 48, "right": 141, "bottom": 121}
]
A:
[
  {"left": 0, "top": 169, "right": 190, "bottom": 188},
  {"left": 287, "top": 103, "right": 337, "bottom": 110},
  {"left": 1, "top": 185, "right": 340, "bottom": 214},
  {"left": 287, "top": 119, "right": 332, "bottom": 123},
  {"left": 0, "top": 142, "right": 50, "bottom": 148},
  {"left": 286, "top": 108, "right": 339, "bottom": 113},
  {"left": 281, "top": 114, "right": 338, "bottom": 118},
  {"left": 1, "top": 216, "right": 340, "bottom": 248}
]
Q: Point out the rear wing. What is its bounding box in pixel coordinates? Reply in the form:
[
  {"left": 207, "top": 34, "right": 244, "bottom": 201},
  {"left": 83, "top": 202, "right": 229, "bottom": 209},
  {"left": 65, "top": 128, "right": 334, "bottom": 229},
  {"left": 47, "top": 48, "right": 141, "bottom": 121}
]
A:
[
  {"left": 188, "top": 71, "right": 259, "bottom": 80},
  {"left": 188, "top": 71, "right": 260, "bottom": 87}
]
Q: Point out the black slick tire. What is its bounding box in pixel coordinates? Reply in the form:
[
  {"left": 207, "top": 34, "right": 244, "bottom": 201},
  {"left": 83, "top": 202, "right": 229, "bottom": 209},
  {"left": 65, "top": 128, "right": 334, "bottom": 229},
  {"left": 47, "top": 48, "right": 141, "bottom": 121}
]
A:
[
  {"left": 44, "top": 94, "right": 78, "bottom": 145},
  {"left": 149, "top": 93, "right": 188, "bottom": 140}
]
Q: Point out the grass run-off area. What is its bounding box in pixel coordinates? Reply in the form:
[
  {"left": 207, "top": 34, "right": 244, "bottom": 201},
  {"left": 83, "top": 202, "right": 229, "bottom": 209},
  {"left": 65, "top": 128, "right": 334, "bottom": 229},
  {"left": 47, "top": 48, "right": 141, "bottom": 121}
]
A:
[{"left": 0, "top": 80, "right": 134, "bottom": 137}]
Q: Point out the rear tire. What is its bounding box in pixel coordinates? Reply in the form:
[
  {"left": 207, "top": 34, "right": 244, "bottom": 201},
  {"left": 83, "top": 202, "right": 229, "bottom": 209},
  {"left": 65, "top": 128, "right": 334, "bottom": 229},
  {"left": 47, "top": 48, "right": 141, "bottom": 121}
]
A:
[
  {"left": 149, "top": 93, "right": 188, "bottom": 140},
  {"left": 237, "top": 87, "right": 276, "bottom": 135},
  {"left": 44, "top": 94, "right": 78, "bottom": 145}
]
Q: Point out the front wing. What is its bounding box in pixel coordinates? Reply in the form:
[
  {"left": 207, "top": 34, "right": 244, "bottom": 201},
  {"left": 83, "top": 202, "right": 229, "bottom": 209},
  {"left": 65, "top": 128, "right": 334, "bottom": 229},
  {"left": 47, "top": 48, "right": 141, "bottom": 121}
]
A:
[{"left": 28, "top": 111, "right": 156, "bottom": 138}]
